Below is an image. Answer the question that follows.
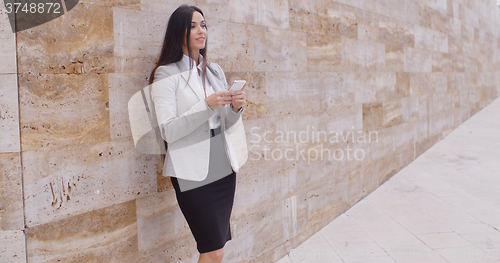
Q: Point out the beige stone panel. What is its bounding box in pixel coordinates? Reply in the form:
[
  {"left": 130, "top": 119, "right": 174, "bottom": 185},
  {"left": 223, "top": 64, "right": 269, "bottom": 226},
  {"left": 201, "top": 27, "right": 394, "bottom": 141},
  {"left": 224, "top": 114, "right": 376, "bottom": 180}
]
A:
[
  {"left": 0, "top": 8, "right": 16, "bottom": 74},
  {"left": 404, "top": 47, "right": 432, "bottom": 72},
  {"left": 341, "top": 37, "right": 365, "bottom": 71},
  {"left": 253, "top": 27, "right": 307, "bottom": 72},
  {"left": 229, "top": 198, "right": 293, "bottom": 262},
  {"left": 0, "top": 75, "right": 20, "bottom": 153},
  {"left": 404, "top": 0, "right": 424, "bottom": 25},
  {"left": 448, "top": 35, "right": 462, "bottom": 54},
  {"left": 265, "top": 72, "right": 320, "bottom": 117},
  {"left": 224, "top": 72, "right": 266, "bottom": 119},
  {"left": 140, "top": 0, "right": 230, "bottom": 23},
  {"left": 364, "top": 40, "right": 386, "bottom": 71},
  {"left": 22, "top": 139, "right": 156, "bottom": 227},
  {"left": 332, "top": 0, "right": 377, "bottom": 15},
  {"left": 362, "top": 102, "right": 383, "bottom": 131},
  {"left": 325, "top": 104, "right": 362, "bottom": 133},
  {"left": 206, "top": 22, "right": 255, "bottom": 72},
  {"left": 113, "top": 8, "right": 168, "bottom": 74},
  {"left": 385, "top": 43, "right": 404, "bottom": 72},
  {"left": 135, "top": 190, "right": 192, "bottom": 259},
  {"left": 233, "top": 177, "right": 348, "bottom": 261},
  {"left": 421, "top": 5, "right": 453, "bottom": 33},
  {"left": 421, "top": 0, "right": 447, "bottom": 15},
  {"left": 233, "top": 117, "right": 284, "bottom": 218},
  {"left": 229, "top": 0, "right": 289, "bottom": 29},
  {"left": 18, "top": 73, "right": 110, "bottom": 152},
  {"left": 0, "top": 153, "right": 23, "bottom": 231},
  {"left": 138, "top": 238, "right": 198, "bottom": 262},
  {"left": 412, "top": 116, "right": 430, "bottom": 153},
  {"left": 450, "top": 17, "right": 462, "bottom": 36},
  {"left": 409, "top": 72, "right": 433, "bottom": 96},
  {"left": 344, "top": 71, "right": 396, "bottom": 104},
  {"left": 382, "top": 99, "right": 403, "bottom": 128},
  {"left": 432, "top": 72, "right": 448, "bottom": 93},
  {"left": 0, "top": 230, "right": 26, "bottom": 263},
  {"left": 306, "top": 33, "right": 342, "bottom": 72},
  {"left": 392, "top": 121, "right": 415, "bottom": 151},
  {"left": 428, "top": 109, "right": 454, "bottom": 138},
  {"left": 376, "top": 149, "right": 399, "bottom": 185},
  {"left": 79, "top": 0, "right": 140, "bottom": 8},
  {"left": 16, "top": 4, "right": 114, "bottom": 74},
  {"left": 289, "top": 0, "right": 339, "bottom": 35},
  {"left": 328, "top": 3, "right": 360, "bottom": 39},
  {"left": 358, "top": 22, "right": 379, "bottom": 41},
  {"left": 341, "top": 38, "right": 385, "bottom": 72},
  {"left": 317, "top": 72, "right": 353, "bottom": 108},
  {"left": 347, "top": 158, "right": 378, "bottom": 206},
  {"left": 108, "top": 73, "right": 149, "bottom": 140},
  {"left": 401, "top": 95, "right": 428, "bottom": 123},
  {"left": 414, "top": 25, "right": 449, "bottom": 53},
  {"left": 432, "top": 51, "right": 453, "bottom": 72},
  {"left": 464, "top": 6, "right": 479, "bottom": 27},
  {"left": 395, "top": 72, "right": 410, "bottom": 98},
  {"left": 26, "top": 200, "right": 138, "bottom": 262},
  {"left": 376, "top": 0, "right": 406, "bottom": 21}
]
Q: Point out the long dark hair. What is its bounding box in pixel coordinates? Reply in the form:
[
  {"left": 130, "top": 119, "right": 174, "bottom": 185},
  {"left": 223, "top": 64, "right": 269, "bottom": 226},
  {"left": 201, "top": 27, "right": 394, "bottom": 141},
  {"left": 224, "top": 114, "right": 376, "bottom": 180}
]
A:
[{"left": 149, "top": 5, "right": 208, "bottom": 95}]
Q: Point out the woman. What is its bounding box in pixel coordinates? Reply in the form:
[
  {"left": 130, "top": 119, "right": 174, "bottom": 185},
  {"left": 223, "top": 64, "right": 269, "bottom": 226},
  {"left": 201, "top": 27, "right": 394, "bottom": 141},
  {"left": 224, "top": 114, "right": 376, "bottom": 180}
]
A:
[{"left": 149, "top": 5, "right": 247, "bottom": 263}]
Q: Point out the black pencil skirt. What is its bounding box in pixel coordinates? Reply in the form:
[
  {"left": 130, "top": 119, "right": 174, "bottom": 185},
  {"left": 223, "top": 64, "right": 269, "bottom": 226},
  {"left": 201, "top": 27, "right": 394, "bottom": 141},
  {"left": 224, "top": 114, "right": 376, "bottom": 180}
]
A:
[{"left": 170, "top": 126, "right": 236, "bottom": 253}]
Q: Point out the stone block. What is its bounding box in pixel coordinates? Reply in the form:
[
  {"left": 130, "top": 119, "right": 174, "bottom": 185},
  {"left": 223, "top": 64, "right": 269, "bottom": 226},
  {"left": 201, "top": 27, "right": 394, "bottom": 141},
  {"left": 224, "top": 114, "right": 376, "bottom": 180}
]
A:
[
  {"left": 108, "top": 73, "right": 149, "bottom": 140},
  {"left": 414, "top": 25, "right": 449, "bottom": 53},
  {"left": 224, "top": 72, "right": 266, "bottom": 119},
  {"left": 113, "top": 8, "right": 168, "bottom": 74},
  {"left": 432, "top": 51, "right": 453, "bottom": 72},
  {"left": 136, "top": 190, "right": 192, "bottom": 259},
  {"left": 341, "top": 38, "right": 385, "bottom": 72},
  {"left": 382, "top": 99, "right": 403, "bottom": 128},
  {"left": 265, "top": 72, "right": 320, "bottom": 116},
  {"left": 404, "top": 47, "right": 432, "bottom": 72},
  {"left": 362, "top": 102, "right": 383, "bottom": 131},
  {"left": 16, "top": 4, "right": 114, "bottom": 74},
  {"left": 0, "top": 153, "right": 23, "bottom": 230},
  {"left": 0, "top": 230, "right": 25, "bottom": 263},
  {"left": 306, "top": 33, "right": 342, "bottom": 72},
  {"left": 22, "top": 139, "right": 156, "bottom": 227},
  {"left": 253, "top": 27, "right": 307, "bottom": 72},
  {"left": 229, "top": 0, "right": 289, "bottom": 29},
  {"left": 0, "top": 10, "right": 16, "bottom": 74},
  {"left": 80, "top": 0, "right": 140, "bottom": 9},
  {"left": 0, "top": 74, "right": 20, "bottom": 153},
  {"left": 206, "top": 22, "right": 255, "bottom": 72},
  {"left": 26, "top": 200, "right": 138, "bottom": 262},
  {"left": 18, "top": 73, "right": 110, "bottom": 152}
]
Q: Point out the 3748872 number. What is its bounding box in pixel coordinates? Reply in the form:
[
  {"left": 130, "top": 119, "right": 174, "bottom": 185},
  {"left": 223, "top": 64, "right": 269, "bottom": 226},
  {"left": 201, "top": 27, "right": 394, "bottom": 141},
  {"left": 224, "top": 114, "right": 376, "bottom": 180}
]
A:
[{"left": 5, "top": 3, "right": 62, "bottom": 14}]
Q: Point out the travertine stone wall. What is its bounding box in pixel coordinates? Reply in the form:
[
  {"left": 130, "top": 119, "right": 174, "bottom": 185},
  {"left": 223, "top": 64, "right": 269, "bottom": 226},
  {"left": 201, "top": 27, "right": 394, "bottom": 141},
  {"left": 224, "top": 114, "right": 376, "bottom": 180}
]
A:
[
  {"left": 0, "top": 2, "right": 26, "bottom": 263},
  {"left": 0, "top": 0, "right": 499, "bottom": 262}
]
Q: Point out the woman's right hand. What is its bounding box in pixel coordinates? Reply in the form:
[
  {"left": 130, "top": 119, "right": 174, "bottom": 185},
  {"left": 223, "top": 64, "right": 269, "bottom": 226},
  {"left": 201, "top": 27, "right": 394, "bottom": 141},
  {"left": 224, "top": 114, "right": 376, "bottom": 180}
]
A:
[{"left": 205, "top": 90, "right": 235, "bottom": 110}]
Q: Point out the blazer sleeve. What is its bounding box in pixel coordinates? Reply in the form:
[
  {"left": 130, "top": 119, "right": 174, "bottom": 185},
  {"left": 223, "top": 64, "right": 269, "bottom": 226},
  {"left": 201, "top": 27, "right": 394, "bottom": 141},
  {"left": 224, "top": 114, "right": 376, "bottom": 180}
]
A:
[
  {"left": 214, "top": 63, "right": 244, "bottom": 129},
  {"left": 151, "top": 66, "right": 215, "bottom": 144}
]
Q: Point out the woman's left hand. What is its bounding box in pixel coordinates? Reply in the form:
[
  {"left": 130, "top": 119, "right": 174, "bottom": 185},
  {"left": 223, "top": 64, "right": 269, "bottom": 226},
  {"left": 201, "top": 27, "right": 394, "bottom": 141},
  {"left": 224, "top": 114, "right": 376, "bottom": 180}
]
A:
[{"left": 231, "top": 84, "right": 246, "bottom": 111}]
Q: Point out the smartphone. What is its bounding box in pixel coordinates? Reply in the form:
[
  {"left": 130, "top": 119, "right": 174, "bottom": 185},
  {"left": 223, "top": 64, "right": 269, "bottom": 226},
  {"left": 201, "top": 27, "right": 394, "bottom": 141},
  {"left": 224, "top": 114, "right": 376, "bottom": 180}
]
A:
[{"left": 229, "top": 80, "right": 246, "bottom": 92}]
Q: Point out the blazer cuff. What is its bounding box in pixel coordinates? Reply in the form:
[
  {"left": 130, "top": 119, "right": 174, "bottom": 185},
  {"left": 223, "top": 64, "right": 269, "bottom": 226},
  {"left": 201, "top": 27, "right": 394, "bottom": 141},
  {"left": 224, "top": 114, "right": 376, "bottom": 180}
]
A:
[
  {"left": 230, "top": 104, "right": 244, "bottom": 113},
  {"left": 204, "top": 99, "right": 215, "bottom": 113}
]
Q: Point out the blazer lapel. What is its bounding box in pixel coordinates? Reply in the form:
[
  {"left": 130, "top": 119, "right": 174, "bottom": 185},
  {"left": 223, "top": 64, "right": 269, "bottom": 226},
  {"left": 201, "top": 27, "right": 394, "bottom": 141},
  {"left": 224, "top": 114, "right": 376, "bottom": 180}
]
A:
[
  {"left": 206, "top": 62, "right": 225, "bottom": 92},
  {"left": 176, "top": 60, "right": 205, "bottom": 102}
]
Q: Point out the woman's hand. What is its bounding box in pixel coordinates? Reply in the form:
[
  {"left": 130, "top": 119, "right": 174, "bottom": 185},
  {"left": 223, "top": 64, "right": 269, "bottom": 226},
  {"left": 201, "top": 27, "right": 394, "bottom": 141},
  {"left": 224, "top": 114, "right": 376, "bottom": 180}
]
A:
[
  {"left": 205, "top": 90, "right": 235, "bottom": 110},
  {"left": 230, "top": 84, "right": 246, "bottom": 111}
]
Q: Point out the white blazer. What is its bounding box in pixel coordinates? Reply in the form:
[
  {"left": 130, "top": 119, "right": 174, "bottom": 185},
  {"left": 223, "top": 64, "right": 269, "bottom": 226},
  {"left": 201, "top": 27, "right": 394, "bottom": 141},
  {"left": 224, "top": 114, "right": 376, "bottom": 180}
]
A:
[{"left": 151, "top": 58, "right": 248, "bottom": 182}]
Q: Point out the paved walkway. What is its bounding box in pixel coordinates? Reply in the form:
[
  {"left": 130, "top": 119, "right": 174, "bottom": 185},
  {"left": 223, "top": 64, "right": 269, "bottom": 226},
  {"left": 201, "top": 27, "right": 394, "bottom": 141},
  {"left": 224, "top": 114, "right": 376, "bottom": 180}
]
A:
[{"left": 276, "top": 97, "right": 500, "bottom": 263}]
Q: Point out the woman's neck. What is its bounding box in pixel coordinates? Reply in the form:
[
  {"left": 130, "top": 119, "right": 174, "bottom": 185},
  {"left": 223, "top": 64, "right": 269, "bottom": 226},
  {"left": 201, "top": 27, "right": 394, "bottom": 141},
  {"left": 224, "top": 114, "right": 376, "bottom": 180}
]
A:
[{"left": 182, "top": 50, "right": 200, "bottom": 66}]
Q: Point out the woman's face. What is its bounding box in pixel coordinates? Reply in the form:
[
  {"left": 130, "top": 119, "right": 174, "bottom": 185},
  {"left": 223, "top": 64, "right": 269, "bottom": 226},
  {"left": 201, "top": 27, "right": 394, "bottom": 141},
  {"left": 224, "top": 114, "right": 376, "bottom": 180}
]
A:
[{"left": 184, "top": 11, "right": 207, "bottom": 53}]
